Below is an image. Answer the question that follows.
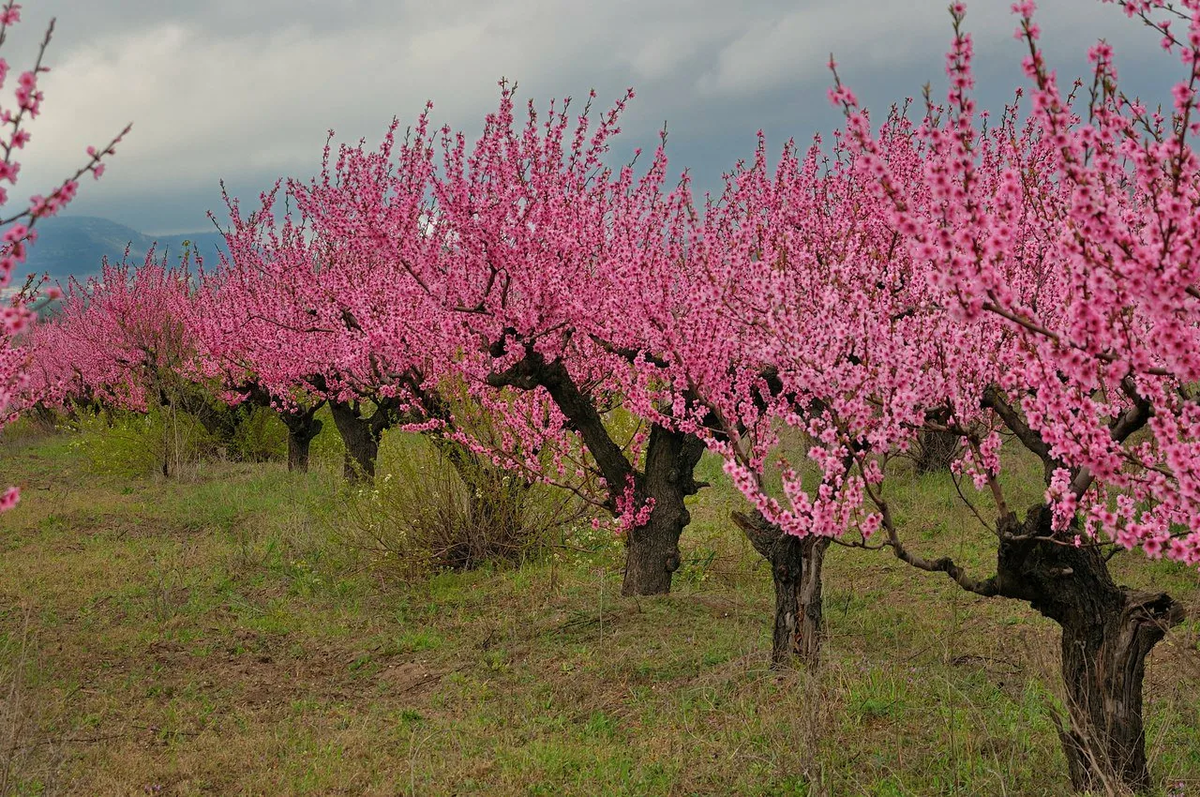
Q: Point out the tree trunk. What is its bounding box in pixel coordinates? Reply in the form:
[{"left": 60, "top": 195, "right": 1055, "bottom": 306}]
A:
[
  {"left": 240, "top": 384, "right": 323, "bottom": 472},
  {"left": 286, "top": 428, "right": 315, "bottom": 473},
  {"left": 621, "top": 506, "right": 684, "bottom": 596},
  {"left": 1057, "top": 589, "right": 1182, "bottom": 794},
  {"left": 734, "top": 510, "right": 831, "bottom": 668},
  {"left": 282, "top": 411, "right": 322, "bottom": 473},
  {"left": 995, "top": 506, "right": 1184, "bottom": 793},
  {"left": 621, "top": 424, "right": 706, "bottom": 596},
  {"left": 328, "top": 400, "right": 383, "bottom": 482},
  {"left": 485, "top": 351, "right": 707, "bottom": 595}
]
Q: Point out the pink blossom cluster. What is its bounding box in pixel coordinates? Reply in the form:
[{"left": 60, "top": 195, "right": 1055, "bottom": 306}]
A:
[
  {"left": 22, "top": 1, "right": 1200, "bottom": 571},
  {"left": 682, "top": 0, "right": 1200, "bottom": 566}
]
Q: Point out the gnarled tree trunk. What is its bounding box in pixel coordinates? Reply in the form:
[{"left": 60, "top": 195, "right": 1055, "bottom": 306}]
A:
[
  {"left": 328, "top": 399, "right": 389, "bottom": 482},
  {"left": 486, "top": 348, "right": 708, "bottom": 597},
  {"left": 734, "top": 510, "right": 830, "bottom": 667},
  {"left": 621, "top": 424, "right": 706, "bottom": 596},
  {"left": 994, "top": 506, "right": 1183, "bottom": 793}
]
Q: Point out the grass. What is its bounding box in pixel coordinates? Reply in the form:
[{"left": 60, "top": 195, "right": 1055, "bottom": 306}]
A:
[{"left": 1, "top": 420, "right": 1198, "bottom": 795}]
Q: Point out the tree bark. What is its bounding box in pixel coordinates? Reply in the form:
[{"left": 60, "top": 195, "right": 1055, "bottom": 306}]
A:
[
  {"left": 993, "top": 506, "right": 1184, "bottom": 793},
  {"left": 734, "top": 510, "right": 830, "bottom": 667},
  {"left": 239, "top": 383, "right": 323, "bottom": 472},
  {"left": 328, "top": 399, "right": 389, "bottom": 482},
  {"left": 619, "top": 424, "right": 706, "bottom": 596},
  {"left": 486, "top": 349, "right": 707, "bottom": 596}
]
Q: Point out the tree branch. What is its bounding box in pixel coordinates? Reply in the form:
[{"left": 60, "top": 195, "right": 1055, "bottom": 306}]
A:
[{"left": 981, "top": 385, "right": 1053, "bottom": 466}]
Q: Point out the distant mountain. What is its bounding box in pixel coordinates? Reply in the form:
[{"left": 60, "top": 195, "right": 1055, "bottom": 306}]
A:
[{"left": 18, "top": 215, "right": 229, "bottom": 287}]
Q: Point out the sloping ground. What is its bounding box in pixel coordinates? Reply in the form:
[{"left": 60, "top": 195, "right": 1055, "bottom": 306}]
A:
[{"left": 1, "top": 431, "right": 1197, "bottom": 795}]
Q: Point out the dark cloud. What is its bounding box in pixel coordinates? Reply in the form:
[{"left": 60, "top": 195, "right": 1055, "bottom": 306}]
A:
[{"left": 6, "top": 0, "right": 1181, "bottom": 234}]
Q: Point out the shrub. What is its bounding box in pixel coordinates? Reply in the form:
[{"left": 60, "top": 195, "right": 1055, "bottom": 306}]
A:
[
  {"left": 68, "top": 407, "right": 214, "bottom": 478},
  {"left": 339, "top": 431, "right": 582, "bottom": 581},
  {"left": 227, "top": 405, "right": 287, "bottom": 463}
]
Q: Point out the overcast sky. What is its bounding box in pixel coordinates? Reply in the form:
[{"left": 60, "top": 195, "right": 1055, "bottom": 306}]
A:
[{"left": 6, "top": 0, "right": 1181, "bottom": 234}]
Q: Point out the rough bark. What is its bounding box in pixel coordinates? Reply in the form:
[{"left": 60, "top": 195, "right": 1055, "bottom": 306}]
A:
[
  {"left": 734, "top": 510, "right": 830, "bottom": 667},
  {"left": 992, "top": 506, "right": 1184, "bottom": 793},
  {"left": 620, "top": 424, "right": 706, "bottom": 596},
  {"left": 238, "top": 382, "right": 322, "bottom": 471},
  {"left": 280, "top": 407, "right": 323, "bottom": 473},
  {"left": 328, "top": 399, "right": 391, "bottom": 482}
]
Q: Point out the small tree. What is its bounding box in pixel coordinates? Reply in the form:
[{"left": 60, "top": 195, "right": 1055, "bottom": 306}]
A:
[{"left": 291, "top": 86, "right": 712, "bottom": 595}]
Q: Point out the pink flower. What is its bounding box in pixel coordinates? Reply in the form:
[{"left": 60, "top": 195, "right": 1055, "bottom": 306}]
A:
[{"left": 2, "top": 222, "right": 26, "bottom": 243}]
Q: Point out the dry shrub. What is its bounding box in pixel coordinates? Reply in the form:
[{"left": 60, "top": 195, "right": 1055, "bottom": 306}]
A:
[
  {"left": 912, "top": 429, "right": 961, "bottom": 474},
  {"left": 341, "top": 433, "right": 583, "bottom": 581}
]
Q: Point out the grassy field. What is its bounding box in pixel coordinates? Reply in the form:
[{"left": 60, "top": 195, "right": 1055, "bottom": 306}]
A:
[{"left": 1, "top": 419, "right": 1198, "bottom": 796}]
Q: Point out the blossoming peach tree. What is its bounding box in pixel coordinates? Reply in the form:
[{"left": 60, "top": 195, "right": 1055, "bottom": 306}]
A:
[{"left": 284, "top": 86, "right": 712, "bottom": 596}]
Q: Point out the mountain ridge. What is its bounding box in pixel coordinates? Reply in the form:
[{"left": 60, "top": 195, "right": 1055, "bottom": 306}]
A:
[{"left": 19, "top": 215, "right": 229, "bottom": 287}]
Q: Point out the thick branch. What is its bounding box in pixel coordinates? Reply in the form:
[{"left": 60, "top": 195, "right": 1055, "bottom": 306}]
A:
[
  {"left": 982, "top": 385, "right": 1053, "bottom": 465},
  {"left": 588, "top": 335, "right": 670, "bottom": 369},
  {"left": 1071, "top": 377, "right": 1153, "bottom": 498},
  {"left": 875, "top": 490, "right": 1000, "bottom": 597},
  {"left": 488, "top": 348, "right": 634, "bottom": 500},
  {"left": 731, "top": 509, "right": 786, "bottom": 560}
]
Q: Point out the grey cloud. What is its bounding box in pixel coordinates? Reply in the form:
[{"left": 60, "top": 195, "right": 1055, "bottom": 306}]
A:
[{"left": 5, "top": 0, "right": 1184, "bottom": 235}]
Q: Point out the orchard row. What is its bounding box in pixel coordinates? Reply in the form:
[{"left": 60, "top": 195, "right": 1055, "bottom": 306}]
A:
[{"left": 6, "top": 1, "right": 1200, "bottom": 792}]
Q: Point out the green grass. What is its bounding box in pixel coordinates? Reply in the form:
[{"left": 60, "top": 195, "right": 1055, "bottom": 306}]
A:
[{"left": 0, "top": 422, "right": 1198, "bottom": 795}]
